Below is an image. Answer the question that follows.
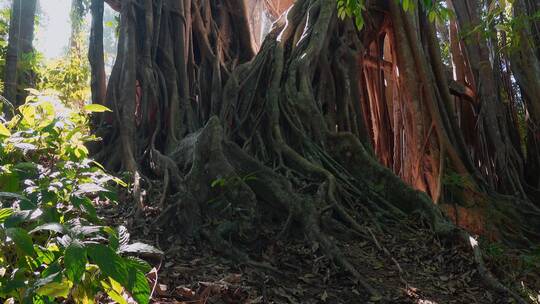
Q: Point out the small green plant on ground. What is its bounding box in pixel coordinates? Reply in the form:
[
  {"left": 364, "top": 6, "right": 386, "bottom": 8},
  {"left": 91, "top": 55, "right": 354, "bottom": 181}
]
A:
[{"left": 0, "top": 90, "right": 160, "bottom": 304}]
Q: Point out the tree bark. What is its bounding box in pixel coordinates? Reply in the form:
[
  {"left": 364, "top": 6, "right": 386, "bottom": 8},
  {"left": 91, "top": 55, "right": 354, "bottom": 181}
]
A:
[
  {"left": 450, "top": 0, "right": 526, "bottom": 197},
  {"left": 96, "top": 0, "right": 540, "bottom": 300},
  {"left": 510, "top": 0, "right": 540, "bottom": 198},
  {"left": 3, "top": 0, "right": 37, "bottom": 106},
  {"left": 89, "top": 0, "right": 107, "bottom": 105}
]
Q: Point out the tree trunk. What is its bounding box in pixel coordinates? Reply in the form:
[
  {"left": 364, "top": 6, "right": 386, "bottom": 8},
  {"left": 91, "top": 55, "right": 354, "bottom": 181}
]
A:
[
  {"left": 509, "top": 0, "right": 540, "bottom": 200},
  {"left": 450, "top": 0, "right": 526, "bottom": 197},
  {"left": 3, "top": 0, "right": 37, "bottom": 106},
  {"left": 96, "top": 0, "right": 540, "bottom": 300},
  {"left": 89, "top": 0, "right": 107, "bottom": 105}
]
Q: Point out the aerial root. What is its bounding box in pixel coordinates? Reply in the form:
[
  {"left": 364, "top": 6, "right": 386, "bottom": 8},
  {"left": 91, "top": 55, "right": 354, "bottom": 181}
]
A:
[
  {"left": 304, "top": 216, "right": 381, "bottom": 298},
  {"left": 151, "top": 118, "right": 527, "bottom": 302},
  {"left": 458, "top": 230, "right": 528, "bottom": 304},
  {"left": 366, "top": 227, "right": 407, "bottom": 285}
]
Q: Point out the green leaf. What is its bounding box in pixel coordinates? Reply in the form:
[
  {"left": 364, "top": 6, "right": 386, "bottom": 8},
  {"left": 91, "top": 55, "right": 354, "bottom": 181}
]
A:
[
  {"left": 75, "top": 183, "right": 109, "bottom": 195},
  {"left": 211, "top": 178, "right": 225, "bottom": 188},
  {"left": 87, "top": 244, "right": 130, "bottom": 288},
  {"left": 83, "top": 104, "right": 112, "bottom": 113},
  {"left": 71, "top": 196, "right": 98, "bottom": 220},
  {"left": 103, "top": 226, "right": 119, "bottom": 251},
  {"left": 35, "top": 247, "right": 56, "bottom": 264},
  {"left": 0, "top": 122, "right": 10, "bottom": 136},
  {"left": 6, "top": 227, "right": 35, "bottom": 256},
  {"left": 0, "top": 192, "right": 27, "bottom": 200},
  {"left": 87, "top": 244, "right": 150, "bottom": 304},
  {"left": 4, "top": 209, "right": 43, "bottom": 228},
  {"left": 0, "top": 208, "right": 13, "bottom": 223},
  {"left": 101, "top": 278, "right": 128, "bottom": 304},
  {"left": 20, "top": 104, "right": 36, "bottom": 126},
  {"left": 64, "top": 240, "right": 87, "bottom": 283},
  {"left": 119, "top": 242, "right": 163, "bottom": 255},
  {"left": 129, "top": 268, "right": 150, "bottom": 304},
  {"left": 124, "top": 256, "right": 152, "bottom": 273},
  {"left": 30, "top": 223, "right": 66, "bottom": 234},
  {"left": 36, "top": 279, "right": 73, "bottom": 298}
]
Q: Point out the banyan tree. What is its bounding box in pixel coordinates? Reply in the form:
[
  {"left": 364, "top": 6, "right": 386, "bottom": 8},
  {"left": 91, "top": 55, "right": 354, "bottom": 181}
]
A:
[{"left": 89, "top": 0, "right": 540, "bottom": 301}]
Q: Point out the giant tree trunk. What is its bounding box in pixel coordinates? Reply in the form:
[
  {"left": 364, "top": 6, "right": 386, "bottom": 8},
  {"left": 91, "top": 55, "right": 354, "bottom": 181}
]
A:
[
  {"left": 2, "top": 0, "right": 37, "bottom": 106},
  {"left": 97, "top": 0, "right": 540, "bottom": 301}
]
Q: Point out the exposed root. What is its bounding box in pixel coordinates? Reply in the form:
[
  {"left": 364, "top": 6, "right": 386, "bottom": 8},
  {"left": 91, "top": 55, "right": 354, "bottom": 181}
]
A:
[
  {"left": 459, "top": 230, "right": 528, "bottom": 304},
  {"left": 96, "top": 0, "right": 539, "bottom": 301}
]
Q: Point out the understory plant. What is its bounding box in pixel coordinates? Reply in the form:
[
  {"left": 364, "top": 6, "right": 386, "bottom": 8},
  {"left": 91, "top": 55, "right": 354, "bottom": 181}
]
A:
[{"left": 0, "top": 90, "right": 160, "bottom": 304}]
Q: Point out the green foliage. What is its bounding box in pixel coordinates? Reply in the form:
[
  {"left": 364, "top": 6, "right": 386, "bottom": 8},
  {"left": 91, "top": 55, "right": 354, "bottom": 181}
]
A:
[
  {"left": 336, "top": 0, "right": 451, "bottom": 29},
  {"left": 0, "top": 7, "right": 10, "bottom": 93},
  {"left": 0, "top": 91, "right": 160, "bottom": 303},
  {"left": 460, "top": 0, "right": 540, "bottom": 53},
  {"left": 336, "top": 0, "right": 366, "bottom": 29},
  {"left": 37, "top": 36, "right": 91, "bottom": 107}
]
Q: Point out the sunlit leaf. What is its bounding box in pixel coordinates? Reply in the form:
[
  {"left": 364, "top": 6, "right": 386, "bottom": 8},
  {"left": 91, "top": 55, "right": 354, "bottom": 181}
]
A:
[
  {"left": 0, "top": 122, "right": 10, "bottom": 136},
  {"left": 119, "top": 242, "right": 163, "bottom": 255},
  {"left": 30, "top": 223, "right": 66, "bottom": 234},
  {"left": 0, "top": 208, "right": 13, "bottom": 223},
  {"left": 101, "top": 278, "right": 128, "bottom": 304},
  {"left": 36, "top": 278, "right": 73, "bottom": 298},
  {"left": 83, "top": 104, "right": 112, "bottom": 113}
]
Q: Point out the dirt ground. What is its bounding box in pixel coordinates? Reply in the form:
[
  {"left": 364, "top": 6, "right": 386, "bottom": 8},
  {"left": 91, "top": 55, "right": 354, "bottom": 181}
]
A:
[{"left": 97, "top": 199, "right": 539, "bottom": 304}]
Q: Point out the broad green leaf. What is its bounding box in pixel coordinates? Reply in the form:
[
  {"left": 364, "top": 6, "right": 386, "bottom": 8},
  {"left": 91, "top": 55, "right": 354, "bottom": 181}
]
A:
[
  {"left": 71, "top": 283, "right": 95, "bottom": 304},
  {"left": 35, "top": 247, "right": 56, "bottom": 264},
  {"left": 75, "top": 183, "right": 109, "bottom": 195},
  {"left": 101, "top": 278, "right": 128, "bottom": 304},
  {"left": 36, "top": 279, "right": 73, "bottom": 298},
  {"left": 0, "top": 122, "right": 10, "bottom": 136},
  {"left": 71, "top": 196, "right": 98, "bottom": 220},
  {"left": 70, "top": 224, "right": 102, "bottom": 237},
  {"left": 64, "top": 240, "right": 87, "bottom": 283},
  {"left": 87, "top": 244, "right": 130, "bottom": 288},
  {"left": 20, "top": 104, "right": 36, "bottom": 126},
  {"left": 129, "top": 268, "right": 150, "bottom": 304},
  {"left": 103, "top": 226, "right": 119, "bottom": 251},
  {"left": 87, "top": 244, "right": 150, "bottom": 304},
  {"left": 83, "top": 104, "right": 112, "bottom": 113},
  {"left": 0, "top": 192, "right": 27, "bottom": 200},
  {"left": 125, "top": 257, "right": 152, "bottom": 273},
  {"left": 119, "top": 243, "right": 163, "bottom": 255},
  {"left": 30, "top": 223, "right": 66, "bottom": 234},
  {"left": 6, "top": 227, "right": 35, "bottom": 256},
  {"left": 4, "top": 209, "right": 43, "bottom": 228}
]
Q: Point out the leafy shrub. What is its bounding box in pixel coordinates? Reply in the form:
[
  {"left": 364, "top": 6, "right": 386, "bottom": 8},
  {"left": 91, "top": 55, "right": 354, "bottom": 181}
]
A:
[
  {"left": 37, "top": 37, "right": 91, "bottom": 108},
  {"left": 0, "top": 91, "right": 159, "bottom": 304},
  {"left": 0, "top": 7, "right": 11, "bottom": 93}
]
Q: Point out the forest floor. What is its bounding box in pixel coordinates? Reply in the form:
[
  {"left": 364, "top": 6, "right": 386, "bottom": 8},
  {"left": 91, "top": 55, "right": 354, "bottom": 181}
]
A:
[{"left": 98, "top": 198, "right": 539, "bottom": 304}]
